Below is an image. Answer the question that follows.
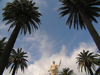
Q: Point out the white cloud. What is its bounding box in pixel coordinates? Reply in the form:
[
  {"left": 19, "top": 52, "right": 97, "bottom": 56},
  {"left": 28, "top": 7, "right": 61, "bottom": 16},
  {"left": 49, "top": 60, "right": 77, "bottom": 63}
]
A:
[
  {"left": 2, "top": 28, "right": 98, "bottom": 75},
  {"left": 21, "top": 30, "right": 55, "bottom": 54},
  {"left": 3, "top": 41, "right": 97, "bottom": 75}
]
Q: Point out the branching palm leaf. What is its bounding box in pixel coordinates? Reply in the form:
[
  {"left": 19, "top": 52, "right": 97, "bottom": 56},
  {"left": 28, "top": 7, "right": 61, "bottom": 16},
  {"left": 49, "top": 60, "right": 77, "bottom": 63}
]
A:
[
  {"left": 59, "top": 68, "right": 75, "bottom": 75},
  {"left": 58, "top": 0, "right": 100, "bottom": 30},
  {"left": 2, "top": 0, "right": 42, "bottom": 35},
  {"left": 6, "top": 48, "right": 28, "bottom": 75},
  {"left": 0, "top": 0, "right": 41, "bottom": 74},
  {"left": 76, "top": 50, "right": 98, "bottom": 75}
]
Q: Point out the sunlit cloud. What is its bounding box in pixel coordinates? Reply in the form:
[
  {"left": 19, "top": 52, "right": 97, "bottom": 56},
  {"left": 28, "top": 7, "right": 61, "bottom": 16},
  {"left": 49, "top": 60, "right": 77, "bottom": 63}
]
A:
[{"left": 3, "top": 30, "right": 97, "bottom": 75}]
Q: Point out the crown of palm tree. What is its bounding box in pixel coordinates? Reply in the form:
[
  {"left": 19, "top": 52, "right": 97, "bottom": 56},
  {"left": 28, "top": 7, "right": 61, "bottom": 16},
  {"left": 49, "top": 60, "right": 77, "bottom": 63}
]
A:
[
  {"left": 2, "top": 0, "right": 42, "bottom": 35},
  {"left": 6, "top": 48, "right": 28, "bottom": 74},
  {"left": 58, "top": 0, "right": 100, "bottom": 30},
  {"left": 76, "top": 50, "right": 98, "bottom": 75},
  {"left": 59, "top": 68, "right": 75, "bottom": 75}
]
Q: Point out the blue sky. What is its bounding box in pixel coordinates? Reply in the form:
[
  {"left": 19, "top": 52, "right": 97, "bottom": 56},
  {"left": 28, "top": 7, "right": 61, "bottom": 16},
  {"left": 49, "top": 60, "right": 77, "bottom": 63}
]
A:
[{"left": 0, "top": 0, "right": 100, "bottom": 75}]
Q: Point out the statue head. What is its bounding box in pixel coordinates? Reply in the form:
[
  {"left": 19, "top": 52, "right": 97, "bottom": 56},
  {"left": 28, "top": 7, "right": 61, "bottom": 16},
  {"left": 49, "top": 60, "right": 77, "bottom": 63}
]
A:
[{"left": 53, "top": 61, "right": 55, "bottom": 64}]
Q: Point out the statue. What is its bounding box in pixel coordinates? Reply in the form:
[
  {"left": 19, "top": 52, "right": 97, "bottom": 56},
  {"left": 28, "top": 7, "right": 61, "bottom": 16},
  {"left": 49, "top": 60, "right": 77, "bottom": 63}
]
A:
[{"left": 48, "top": 60, "right": 61, "bottom": 75}]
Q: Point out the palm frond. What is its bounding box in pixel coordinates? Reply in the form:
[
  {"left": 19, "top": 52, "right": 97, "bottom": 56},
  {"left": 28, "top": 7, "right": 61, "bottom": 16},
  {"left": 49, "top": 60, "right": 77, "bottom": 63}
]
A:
[
  {"left": 7, "top": 48, "right": 28, "bottom": 75},
  {"left": 2, "top": 0, "right": 42, "bottom": 34},
  {"left": 58, "top": 0, "right": 100, "bottom": 30},
  {"left": 76, "top": 50, "right": 99, "bottom": 75}
]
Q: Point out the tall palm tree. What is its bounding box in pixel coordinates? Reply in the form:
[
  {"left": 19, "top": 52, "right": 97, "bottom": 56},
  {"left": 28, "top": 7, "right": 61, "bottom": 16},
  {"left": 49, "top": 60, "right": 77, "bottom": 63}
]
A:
[
  {"left": 59, "top": 68, "right": 75, "bottom": 75},
  {"left": 6, "top": 48, "right": 28, "bottom": 75},
  {"left": 58, "top": 0, "right": 100, "bottom": 51},
  {"left": 0, "top": 0, "right": 42, "bottom": 74},
  {"left": 76, "top": 50, "right": 98, "bottom": 75}
]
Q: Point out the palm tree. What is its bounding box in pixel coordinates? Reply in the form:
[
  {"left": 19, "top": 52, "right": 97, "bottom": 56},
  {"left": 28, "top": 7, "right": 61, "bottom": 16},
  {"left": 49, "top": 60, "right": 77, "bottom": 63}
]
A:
[
  {"left": 0, "top": 0, "right": 42, "bottom": 74},
  {"left": 76, "top": 50, "right": 99, "bottom": 75},
  {"left": 6, "top": 48, "right": 28, "bottom": 75},
  {"left": 59, "top": 67, "right": 75, "bottom": 75},
  {"left": 58, "top": 0, "right": 100, "bottom": 51}
]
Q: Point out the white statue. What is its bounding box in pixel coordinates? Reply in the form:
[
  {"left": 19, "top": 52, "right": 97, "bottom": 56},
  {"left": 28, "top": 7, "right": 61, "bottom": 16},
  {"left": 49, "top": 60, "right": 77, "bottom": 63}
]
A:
[{"left": 48, "top": 60, "right": 61, "bottom": 75}]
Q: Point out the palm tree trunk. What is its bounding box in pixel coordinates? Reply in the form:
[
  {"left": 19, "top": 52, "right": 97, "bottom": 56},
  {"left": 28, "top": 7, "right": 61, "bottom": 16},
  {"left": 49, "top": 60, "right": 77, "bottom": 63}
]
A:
[
  {"left": 79, "top": 11, "right": 100, "bottom": 51},
  {"left": 0, "top": 22, "right": 22, "bottom": 75}
]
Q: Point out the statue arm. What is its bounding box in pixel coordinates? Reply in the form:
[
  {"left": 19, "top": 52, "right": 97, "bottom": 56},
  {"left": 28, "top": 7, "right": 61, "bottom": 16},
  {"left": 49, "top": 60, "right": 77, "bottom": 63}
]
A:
[
  {"left": 56, "top": 59, "right": 61, "bottom": 69},
  {"left": 59, "top": 59, "right": 61, "bottom": 66}
]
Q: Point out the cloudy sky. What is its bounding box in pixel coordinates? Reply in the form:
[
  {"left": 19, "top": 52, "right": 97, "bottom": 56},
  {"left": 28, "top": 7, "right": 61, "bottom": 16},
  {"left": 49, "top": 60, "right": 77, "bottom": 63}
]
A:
[{"left": 0, "top": 0, "right": 100, "bottom": 75}]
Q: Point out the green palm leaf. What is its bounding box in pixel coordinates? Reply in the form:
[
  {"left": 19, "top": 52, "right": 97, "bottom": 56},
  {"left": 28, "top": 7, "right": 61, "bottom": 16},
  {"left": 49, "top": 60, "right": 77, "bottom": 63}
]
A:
[
  {"left": 58, "top": 0, "right": 100, "bottom": 29},
  {"left": 2, "top": 0, "right": 42, "bottom": 35},
  {"left": 7, "top": 48, "right": 28, "bottom": 75},
  {"left": 0, "top": 0, "right": 41, "bottom": 74},
  {"left": 76, "top": 50, "right": 99, "bottom": 75},
  {"left": 59, "top": 68, "right": 75, "bottom": 75}
]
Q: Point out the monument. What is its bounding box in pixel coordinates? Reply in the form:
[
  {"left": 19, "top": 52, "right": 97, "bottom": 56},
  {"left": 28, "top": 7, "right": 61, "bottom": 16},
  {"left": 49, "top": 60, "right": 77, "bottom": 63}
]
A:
[{"left": 48, "top": 60, "right": 61, "bottom": 75}]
